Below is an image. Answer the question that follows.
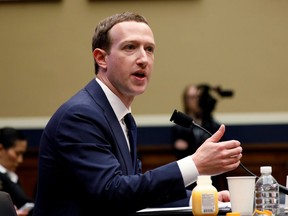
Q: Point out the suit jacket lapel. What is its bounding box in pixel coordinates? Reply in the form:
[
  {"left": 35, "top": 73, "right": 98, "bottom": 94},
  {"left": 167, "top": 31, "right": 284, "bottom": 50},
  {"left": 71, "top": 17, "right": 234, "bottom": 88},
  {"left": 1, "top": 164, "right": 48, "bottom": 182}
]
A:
[{"left": 85, "top": 79, "right": 134, "bottom": 174}]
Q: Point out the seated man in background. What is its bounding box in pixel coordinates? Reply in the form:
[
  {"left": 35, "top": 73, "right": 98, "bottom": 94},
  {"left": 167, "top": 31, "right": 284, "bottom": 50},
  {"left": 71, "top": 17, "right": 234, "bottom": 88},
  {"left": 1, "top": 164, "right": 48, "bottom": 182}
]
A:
[{"left": 0, "top": 127, "right": 34, "bottom": 216}]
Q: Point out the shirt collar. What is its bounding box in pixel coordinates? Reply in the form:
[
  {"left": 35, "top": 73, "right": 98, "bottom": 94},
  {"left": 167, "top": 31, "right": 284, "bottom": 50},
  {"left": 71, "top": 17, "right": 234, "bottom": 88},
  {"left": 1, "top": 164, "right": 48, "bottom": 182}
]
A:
[
  {"left": 0, "top": 164, "right": 18, "bottom": 183},
  {"left": 0, "top": 164, "right": 7, "bottom": 174},
  {"left": 95, "top": 78, "right": 131, "bottom": 121}
]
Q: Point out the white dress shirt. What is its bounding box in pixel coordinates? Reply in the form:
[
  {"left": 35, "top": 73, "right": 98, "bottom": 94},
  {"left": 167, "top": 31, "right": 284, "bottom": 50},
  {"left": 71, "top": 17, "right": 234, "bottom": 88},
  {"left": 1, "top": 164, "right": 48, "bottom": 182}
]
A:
[{"left": 96, "top": 78, "right": 131, "bottom": 151}]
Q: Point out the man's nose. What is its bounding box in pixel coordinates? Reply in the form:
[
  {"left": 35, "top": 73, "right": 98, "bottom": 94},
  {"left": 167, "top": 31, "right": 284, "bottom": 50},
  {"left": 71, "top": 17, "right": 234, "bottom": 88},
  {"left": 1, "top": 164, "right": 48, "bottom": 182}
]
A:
[{"left": 136, "top": 48, "right": 148, "bottom": 65}]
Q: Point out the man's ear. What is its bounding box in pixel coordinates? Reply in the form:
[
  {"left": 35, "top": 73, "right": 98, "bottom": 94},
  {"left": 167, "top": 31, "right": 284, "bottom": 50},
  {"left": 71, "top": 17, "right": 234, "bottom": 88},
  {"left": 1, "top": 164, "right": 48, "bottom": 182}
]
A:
[{"left": 93, "top": 48, "right": 107, "bottom": 70}]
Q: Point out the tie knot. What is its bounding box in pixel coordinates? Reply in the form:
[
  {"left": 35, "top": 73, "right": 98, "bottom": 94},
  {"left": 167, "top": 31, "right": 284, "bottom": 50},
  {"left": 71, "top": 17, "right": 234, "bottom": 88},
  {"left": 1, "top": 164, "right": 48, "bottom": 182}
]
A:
[{"left": 124, "top": 113, "right": 136, "bottom": 129}]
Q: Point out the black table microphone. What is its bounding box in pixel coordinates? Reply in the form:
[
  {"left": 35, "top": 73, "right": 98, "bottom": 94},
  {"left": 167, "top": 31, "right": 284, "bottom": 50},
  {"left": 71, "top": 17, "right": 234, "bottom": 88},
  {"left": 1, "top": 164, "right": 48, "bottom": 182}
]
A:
[{"left": 170, "top": 109, "right": 288, "bottom": 195}]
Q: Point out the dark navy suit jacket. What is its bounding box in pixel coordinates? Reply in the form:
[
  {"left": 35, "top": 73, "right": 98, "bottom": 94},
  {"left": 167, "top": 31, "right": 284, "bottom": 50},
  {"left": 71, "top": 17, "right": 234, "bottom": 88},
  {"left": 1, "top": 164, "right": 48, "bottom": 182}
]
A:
[{"left": 33, "top": 79, "right": 190, "bottom": 216}]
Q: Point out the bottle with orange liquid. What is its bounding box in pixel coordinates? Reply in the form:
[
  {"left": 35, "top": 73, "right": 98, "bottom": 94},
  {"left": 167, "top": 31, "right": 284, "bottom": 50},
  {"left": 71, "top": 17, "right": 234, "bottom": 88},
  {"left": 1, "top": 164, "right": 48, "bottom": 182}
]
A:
[{"left": 192, "top": 175, "right": 219, "bottom": 216}]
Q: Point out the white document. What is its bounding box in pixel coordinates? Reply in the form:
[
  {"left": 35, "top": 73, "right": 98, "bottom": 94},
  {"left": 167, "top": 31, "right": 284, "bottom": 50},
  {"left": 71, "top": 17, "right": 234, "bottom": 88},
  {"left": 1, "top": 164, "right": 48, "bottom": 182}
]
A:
[{"left": 136, "top": 202, "right": 231, "bottom": 213}]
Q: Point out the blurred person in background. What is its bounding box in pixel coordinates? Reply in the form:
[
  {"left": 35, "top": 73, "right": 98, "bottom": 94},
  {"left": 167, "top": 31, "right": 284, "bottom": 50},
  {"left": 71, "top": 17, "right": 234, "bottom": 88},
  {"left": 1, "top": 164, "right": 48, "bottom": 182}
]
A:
[
  {"left": 0, "top": 127, "right": 34, "bottom": 216},
  {"left": 171, "top": 83, "right": 233, "bottom": 191}
]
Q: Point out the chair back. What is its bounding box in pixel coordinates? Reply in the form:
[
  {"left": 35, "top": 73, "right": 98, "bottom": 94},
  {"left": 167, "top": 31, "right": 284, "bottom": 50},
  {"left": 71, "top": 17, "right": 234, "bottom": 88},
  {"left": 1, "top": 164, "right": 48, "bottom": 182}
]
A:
[{"left": 0, "top": 191, "right": 18, "bottom": 216}]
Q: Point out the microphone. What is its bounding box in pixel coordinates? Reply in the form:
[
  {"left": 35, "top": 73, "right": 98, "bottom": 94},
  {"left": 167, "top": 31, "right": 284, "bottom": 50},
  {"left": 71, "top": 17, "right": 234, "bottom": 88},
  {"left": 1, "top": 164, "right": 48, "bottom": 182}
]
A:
[
  {"left": 170, "top": 109, "right": 288, "bottom": 195},
  {"left": 214, "top": 86, "right": 234, "bottom": 97}
]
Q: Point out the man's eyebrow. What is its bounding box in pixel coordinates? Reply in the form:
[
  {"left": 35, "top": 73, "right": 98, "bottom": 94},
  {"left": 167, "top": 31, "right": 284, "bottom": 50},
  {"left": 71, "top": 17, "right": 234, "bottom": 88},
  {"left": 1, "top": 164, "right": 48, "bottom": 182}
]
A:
[{"left": 122, "top": 39, "right": 155, "bottom": 44}]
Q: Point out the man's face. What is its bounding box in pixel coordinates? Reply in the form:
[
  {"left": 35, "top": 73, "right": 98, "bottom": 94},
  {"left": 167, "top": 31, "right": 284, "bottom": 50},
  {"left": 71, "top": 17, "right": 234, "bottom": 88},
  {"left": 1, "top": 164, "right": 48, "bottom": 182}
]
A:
[{"left": 102, "top": 21, "right": 155, "bottom": 103}]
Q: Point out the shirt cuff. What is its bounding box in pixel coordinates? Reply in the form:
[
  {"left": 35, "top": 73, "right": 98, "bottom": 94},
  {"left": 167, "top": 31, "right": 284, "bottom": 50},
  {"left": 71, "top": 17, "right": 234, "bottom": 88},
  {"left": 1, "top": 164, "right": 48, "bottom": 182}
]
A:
[{"left": 177, "top": 155, "right": 199, "bottom": 187}]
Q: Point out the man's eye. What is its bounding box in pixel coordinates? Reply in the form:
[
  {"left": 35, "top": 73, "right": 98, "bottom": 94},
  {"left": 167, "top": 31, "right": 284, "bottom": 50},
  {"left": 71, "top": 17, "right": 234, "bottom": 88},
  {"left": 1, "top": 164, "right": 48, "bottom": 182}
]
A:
[
  {"left": 126, "top": 45, "right": 135, "bottom": 50},
  {"left": 146, "top": 47, "right": 154, "bottom": 53}
]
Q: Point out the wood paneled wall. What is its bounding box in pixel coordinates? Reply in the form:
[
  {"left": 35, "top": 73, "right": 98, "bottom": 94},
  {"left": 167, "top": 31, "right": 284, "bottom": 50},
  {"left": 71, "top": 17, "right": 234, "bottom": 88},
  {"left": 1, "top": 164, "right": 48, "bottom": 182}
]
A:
[{"left": 17, "top": 143, "right": 288, "bottom": 199}]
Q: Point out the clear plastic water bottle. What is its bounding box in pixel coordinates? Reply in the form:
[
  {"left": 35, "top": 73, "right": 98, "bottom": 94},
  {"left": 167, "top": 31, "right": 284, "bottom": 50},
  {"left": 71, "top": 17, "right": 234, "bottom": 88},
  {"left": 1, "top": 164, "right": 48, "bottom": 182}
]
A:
[{"left": 254, "top": 166, "right": 279, "bottom": 216}]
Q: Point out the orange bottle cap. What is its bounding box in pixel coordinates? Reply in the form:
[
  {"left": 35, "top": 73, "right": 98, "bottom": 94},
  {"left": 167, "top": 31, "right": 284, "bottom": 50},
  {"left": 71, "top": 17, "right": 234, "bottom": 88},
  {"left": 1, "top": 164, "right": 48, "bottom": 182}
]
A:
[{"left": 226, "top": 212, "right": 241, "bottom": 216}]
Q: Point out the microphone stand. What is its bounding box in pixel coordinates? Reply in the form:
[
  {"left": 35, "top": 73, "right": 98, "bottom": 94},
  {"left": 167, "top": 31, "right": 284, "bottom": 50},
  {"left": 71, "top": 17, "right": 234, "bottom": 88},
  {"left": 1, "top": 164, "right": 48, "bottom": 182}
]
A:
[{"left": 170, "top": 109, "right": 288, "bottom": 195}]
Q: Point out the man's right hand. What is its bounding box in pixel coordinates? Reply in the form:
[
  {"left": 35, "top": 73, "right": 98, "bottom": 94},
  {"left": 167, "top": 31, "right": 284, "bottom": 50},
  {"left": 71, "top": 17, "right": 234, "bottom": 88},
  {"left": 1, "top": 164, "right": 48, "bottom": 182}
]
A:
[{"left": 191, "top": 124, "right": 242, "bottom": 175}]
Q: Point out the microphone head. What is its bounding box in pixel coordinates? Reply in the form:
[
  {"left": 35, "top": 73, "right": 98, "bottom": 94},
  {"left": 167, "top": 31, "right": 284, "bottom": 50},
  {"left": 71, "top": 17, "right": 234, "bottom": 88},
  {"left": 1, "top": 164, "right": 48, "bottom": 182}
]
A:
[
  {"left": 170, "top": 109, "right": 193, "bottom": 128},
  {"left": 218, "top": 90, "right": 234, "bottom": 97}
]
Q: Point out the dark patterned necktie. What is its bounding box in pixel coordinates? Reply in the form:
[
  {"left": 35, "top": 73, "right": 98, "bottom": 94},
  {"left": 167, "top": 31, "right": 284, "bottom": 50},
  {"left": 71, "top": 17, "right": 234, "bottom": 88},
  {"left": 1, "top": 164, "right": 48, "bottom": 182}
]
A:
[{"left": 124, "top": 113, "right": 137, "bottom": 163}]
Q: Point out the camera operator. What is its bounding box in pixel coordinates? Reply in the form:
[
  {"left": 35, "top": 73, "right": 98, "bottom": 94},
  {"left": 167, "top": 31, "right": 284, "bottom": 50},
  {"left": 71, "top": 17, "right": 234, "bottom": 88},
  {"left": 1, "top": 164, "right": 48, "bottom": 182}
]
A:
[{"left": 171, "top": 83, "right": 232, "bottom": 191}]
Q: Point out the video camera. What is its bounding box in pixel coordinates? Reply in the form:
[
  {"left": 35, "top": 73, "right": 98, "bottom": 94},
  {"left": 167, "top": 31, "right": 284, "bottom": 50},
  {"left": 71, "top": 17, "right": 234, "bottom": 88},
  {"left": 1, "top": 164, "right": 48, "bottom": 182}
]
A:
[{"left": 197, "top": 84, "right": 234, "bottom": 117}]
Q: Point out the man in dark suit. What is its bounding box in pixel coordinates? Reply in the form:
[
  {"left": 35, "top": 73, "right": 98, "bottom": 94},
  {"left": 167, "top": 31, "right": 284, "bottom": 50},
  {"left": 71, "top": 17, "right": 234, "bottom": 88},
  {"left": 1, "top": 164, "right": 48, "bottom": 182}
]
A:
[{"left": 33, "top": 12, "right": 242, "bottom": 216}]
